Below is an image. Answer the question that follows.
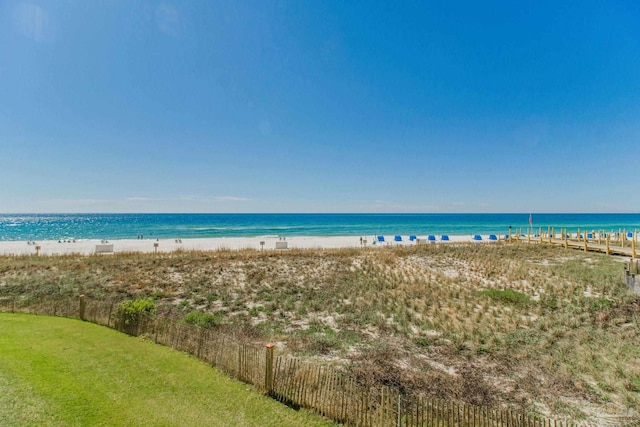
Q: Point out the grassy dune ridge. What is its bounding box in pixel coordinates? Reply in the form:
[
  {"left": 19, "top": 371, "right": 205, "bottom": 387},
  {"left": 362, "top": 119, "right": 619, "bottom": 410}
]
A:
[
  {"left": 1, "top": 243, "right": 639, "bottom": 423},
  {"left": 0, "top": 313, "right": 335, "bottom": 426}
]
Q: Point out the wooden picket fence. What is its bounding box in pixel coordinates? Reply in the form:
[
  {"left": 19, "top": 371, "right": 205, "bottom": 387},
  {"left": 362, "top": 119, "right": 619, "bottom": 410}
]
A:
[
  {"left": 270, "top": 356, "right": 581, "bottom": 427},
  {"left": 0, "top": 296, "right": 614, "bottom": 427}
]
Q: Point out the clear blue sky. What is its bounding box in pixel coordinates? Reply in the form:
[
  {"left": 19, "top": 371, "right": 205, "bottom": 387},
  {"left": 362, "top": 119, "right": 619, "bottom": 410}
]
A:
[{"left": 1, "top": 1, "right": 639, "bottom": 213}]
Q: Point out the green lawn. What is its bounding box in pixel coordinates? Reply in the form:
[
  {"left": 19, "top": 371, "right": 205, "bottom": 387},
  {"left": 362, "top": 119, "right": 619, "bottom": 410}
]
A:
[{"left": 0, "top": 313, "right": 335, "bottom": 427}]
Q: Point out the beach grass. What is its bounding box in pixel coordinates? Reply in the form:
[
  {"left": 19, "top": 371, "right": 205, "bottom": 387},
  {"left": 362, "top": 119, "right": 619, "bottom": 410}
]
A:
[
  {"left": 0, "top": 312, "right": 335, "bottom": 427},
  {"left": 0, "top": 243, "right": 638, "bottom": 422}
]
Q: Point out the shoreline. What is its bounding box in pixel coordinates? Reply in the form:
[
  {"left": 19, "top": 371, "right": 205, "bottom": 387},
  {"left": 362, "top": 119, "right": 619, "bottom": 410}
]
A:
[{"left": 0, "top": 234, "right": 496, "bottom": 256}]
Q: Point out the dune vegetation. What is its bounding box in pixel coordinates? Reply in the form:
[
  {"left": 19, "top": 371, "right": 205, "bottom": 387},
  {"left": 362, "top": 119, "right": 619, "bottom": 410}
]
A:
[{"left": 0, "top": 243, "right": 638, "bottom": 423}]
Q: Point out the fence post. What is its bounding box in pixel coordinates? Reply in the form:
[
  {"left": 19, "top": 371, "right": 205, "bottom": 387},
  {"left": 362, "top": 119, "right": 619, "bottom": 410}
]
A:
[
  {"left": 632, "top": 236, "right": 636, "bottom": 259},
  {"left": 196, "top": 327, "right": 205, "bottom": 359},
  {"left": 583, "top": 235, "right": 588, "bottom": 252},
  {"left": 265, "top": 343, "right": 275, "bottom": 395},
  {"left": 606, "top": 234, "right": 610, "bottom": 255},
  {"left": 79, "top": 295, "right": 86, "bottom": 321},
  {"left": 107, "top": 303, "right": 113, "bottom": 328}
]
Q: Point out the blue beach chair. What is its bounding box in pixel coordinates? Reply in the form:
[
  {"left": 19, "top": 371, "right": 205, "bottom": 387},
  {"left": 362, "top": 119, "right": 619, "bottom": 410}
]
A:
[
  {"left": 377, "top": 235, "right": 385, "bottom": 243},
  {"left": 627, "top": 231, "right": 633, "bottom": 238},
  {"left": 489, "top": 234, "right": 497, "bottom": 241},
  {"left": 428, "top": 235, "right": 436, "bottom": 242},
  {"left": 587, "top": 233, "right": 593, "bottom": 239},
  {"left": 394, "top": 235, "right": 402, "bottom": 242},
  {"left": 473, "top": 234, "right": 482, "bottom": 241},
  {"left": 441, "top": 235, "right": 449, "bottom": 241},
  {"left": 409, "top": 235, "right": 416, "bottom": 241}
]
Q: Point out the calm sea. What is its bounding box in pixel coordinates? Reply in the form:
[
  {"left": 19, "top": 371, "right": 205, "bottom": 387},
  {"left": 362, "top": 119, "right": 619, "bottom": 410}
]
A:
[{"left": 0, "top": 213, "right": 638, "bottom": 241}]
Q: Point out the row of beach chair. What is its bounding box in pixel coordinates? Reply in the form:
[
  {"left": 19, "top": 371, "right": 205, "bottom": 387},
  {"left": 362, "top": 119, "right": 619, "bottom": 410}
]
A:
[{"left": 377, "top": 234, "right": 501, "bottom": 243}]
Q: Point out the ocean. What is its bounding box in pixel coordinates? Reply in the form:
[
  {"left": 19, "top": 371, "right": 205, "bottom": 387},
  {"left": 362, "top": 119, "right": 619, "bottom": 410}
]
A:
[{"left": 0, "top": 213, "right": 638, "bottom": 241}]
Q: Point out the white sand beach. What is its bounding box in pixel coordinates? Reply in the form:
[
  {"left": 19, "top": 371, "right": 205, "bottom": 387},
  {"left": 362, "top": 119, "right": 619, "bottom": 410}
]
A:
[{"left": 0, "top": 234, "right": 493, "bottom": 256}]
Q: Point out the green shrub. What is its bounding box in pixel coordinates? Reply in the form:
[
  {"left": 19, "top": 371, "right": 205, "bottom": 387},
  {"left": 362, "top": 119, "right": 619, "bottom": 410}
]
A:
[
  {"left": 589, "top": 298, "right": 612, "bottom": 311},
  {"left": 183, "top": 311, "right": 223, "bottom": 329},
  {"left": 414, "top": 337, "right": 429, "bottom": 348},
  {"left": 479, "top": 289, "right": 532, "bottom": 307},
  {"left": 116, "top": 298, "right": 156, "bottom": 326}
]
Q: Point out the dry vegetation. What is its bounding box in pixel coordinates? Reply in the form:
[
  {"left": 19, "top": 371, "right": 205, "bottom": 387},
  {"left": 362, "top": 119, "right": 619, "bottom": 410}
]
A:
[{"left": 1, "top": 243, "right": 639, "bottom": 424}]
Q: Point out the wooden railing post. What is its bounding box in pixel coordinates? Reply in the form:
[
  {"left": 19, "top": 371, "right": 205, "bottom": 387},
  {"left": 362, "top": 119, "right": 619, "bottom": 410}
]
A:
[
  {"left": 265, "top": 343, "right": 275, "bottom": 394},
  {"left": 606, "top": 234, "right": 610, "bottom": 255},
  {"left": 632, "top": 236, "right": 636, "bottom": 259},
  {"left": 79, "top": 295, "right": 86, "bottom": 321}
]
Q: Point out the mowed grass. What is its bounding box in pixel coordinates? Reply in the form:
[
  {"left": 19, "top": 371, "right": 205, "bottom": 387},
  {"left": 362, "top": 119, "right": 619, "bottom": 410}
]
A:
[{"left": 0, "top": 313, "right": 335, "bottom": 427}]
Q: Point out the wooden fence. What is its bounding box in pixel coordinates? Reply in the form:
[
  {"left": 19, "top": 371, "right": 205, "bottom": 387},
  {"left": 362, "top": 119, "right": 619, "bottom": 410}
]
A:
[
  {"left": 270, "top": 357, "right": 585, "bottom": 427},
  {"left": 0, "top": 296, "right": 610, "bottom": 427},
  {"left": 509, "top": 227, "right": 638, "bottom": 259}
]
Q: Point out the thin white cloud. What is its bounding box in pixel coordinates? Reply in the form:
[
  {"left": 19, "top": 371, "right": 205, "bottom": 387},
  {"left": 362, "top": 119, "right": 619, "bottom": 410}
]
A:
[
  {"left": 47, "top": 198, "right": 114, "bottom": 205},
  {"left": 369, "top": 200, "right": 440, "bottom": 212},
  {"left": 126, "top": 197, "right": 154, "bottom": 201},
  {"left": 178, "top": 195, "right": 250, "bottom": 202},
  {"left": 215, "top": 196, "right": 250, "bottom": 202},
  {"left": 13, "top": 3, "right": 56, "bottom": 43},
  {"left": 155, "top": 4, "right": 182, "bottom": 36}
]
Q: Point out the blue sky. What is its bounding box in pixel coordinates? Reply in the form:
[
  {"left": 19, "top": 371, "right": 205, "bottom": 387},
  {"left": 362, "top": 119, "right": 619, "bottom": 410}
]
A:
[{"left": 1, "top": 1, "right": 639, "bottom": 213}]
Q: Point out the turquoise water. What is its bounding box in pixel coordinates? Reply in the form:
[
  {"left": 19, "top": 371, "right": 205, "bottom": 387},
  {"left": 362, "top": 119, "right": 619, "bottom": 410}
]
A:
[{"left": 0, "top": 213, "right": 638, "bottom": 241}]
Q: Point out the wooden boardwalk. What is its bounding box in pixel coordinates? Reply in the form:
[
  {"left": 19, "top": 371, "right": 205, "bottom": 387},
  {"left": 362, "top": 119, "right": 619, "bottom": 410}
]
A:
[{"left": 508, "top": 228, "right": 638, "bottom": 258}]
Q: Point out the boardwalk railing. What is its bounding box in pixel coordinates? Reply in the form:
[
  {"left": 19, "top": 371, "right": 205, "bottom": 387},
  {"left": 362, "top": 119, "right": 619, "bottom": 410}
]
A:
[
  {"left": 0, "top": 296, "right": 618, "bottom": 427},
  {"left": 509, "top": 227, "right": 638, "bottom": 259}
]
